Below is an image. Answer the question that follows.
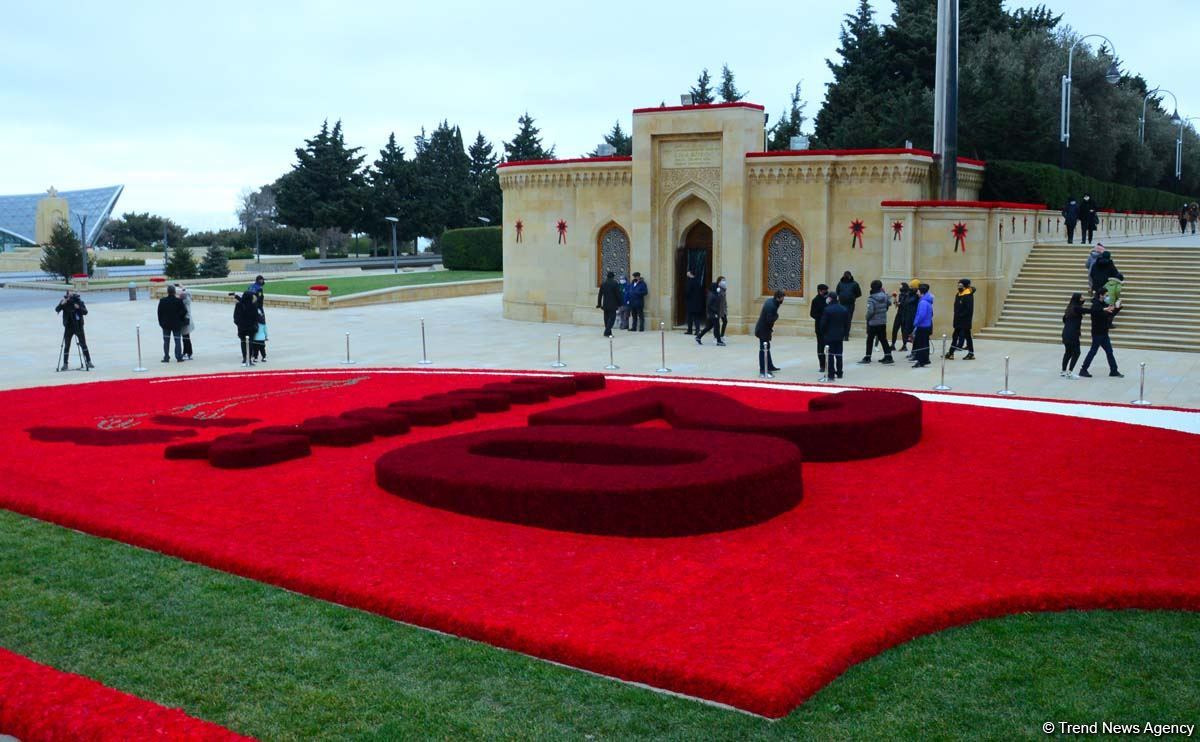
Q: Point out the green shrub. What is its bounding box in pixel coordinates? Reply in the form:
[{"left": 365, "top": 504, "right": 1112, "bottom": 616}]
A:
[
  {"left": 440, "top": 227, "right": 502, "bottom": 271},
  {"left": 230, "top": 248, "right": 255, "bottom": 260},
  {"left": 96, "top": 256, "right": 145, "bottom": 267},
  {"left": 982, "top": 160, "right": 1198, "bottom": 213}
]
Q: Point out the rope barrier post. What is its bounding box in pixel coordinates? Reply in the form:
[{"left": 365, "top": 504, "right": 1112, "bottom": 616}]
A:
[
  {"left": 1131, "top": 361, "right": 1152, "bottom": 406},
  {"left": 550, "top": 333, "right": 567, "bottom": 368},
  {"left": 933, "top": 333, "right": 951, "bottom": 391},
  {"left": 997, "top": 355, "right": 1016, "bottom": 396},
  {"left": 604, "top": 336, "right": 619, "bottom": 370},
  {"left": 242, "top": 336, "right": 251, "bottom": 369},
  {"left": 417, "top": 318, "right": 433, "bottom": 365},
  {"left": 655, "top": 321, "right": 671, "bottom": 374},
  {"left": 133, "top": 324, "right": 147, "bottom": 372},
  {"left": 341, "top": 332, "right": 356, "bottom": 365}
]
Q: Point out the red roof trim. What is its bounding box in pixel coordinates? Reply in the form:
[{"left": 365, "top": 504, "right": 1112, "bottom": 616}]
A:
[
  {"left": 881, "top": 200, "right": 1047, "bottom": 210},
  {"left": 633, "top": 102, "right": 766, "bottom": 114},
  {"left": 748, "top": 148, "right": 986, "bottom": 166},
  {"left": 498, "top": 155, "right": 632, "bottom": 169}
]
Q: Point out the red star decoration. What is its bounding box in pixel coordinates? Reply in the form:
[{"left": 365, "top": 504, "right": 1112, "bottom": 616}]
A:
[
  {"left": 952, "top": 222, "right": 968, "bottom": 252},
  {"left": 891, "top": 220, "right": 904, "bottom": 240},
  {"left": 556, "top": 219, "right": 568, "bottom": 244},
  {"left": 849, "top": 219, "right": 865, "bottom": 249},
  {"left": 514, "top": 219, "right": 523, "bottom": 243}
]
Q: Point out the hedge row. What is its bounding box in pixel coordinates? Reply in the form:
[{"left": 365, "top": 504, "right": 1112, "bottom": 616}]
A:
[
  {"left": 981, "top": 160, "right": 1197, "bottom": 213},
  {"left": 440, "top": 227, "right": 502, "bottom": 271}
]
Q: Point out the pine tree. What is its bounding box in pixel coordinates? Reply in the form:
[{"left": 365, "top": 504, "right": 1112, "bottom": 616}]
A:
[
  {"left": 413, "top": 121, "right": 473, "bottom": 236},
  {"left": 165, "top": 244, "right": 199, "bottom": 279},
  {"left": 812, "top": 0, "right": 890, "bottom": 147},
  {"left": 198, "top": 245, "right": 230, "bottom": 278},
  {"left": 690, "top": 69, "right": 714, "bottom": 104},
  {"left": 717, "top": 64, "right": 747, "bottom": 102},
  {"left": 588, "top": 121, "right": 633, "bottom": 157},
  {"left": 467, "top": 132, "right": 502, "bottom": 224},
  {"left": 274, "top": 119, "right": 368, "bottom": 258},
  {"left": 367, "top": 132, "right": 418, "bottom": 248},
  {"left": 503, "top": 113, "right": 555, "bottom": 162},
  {"left": 767, "top": 82, "right": 808, "bottom": 150},
  {"left": 40, "top": 222, "right": 89, "bottom": 281}
]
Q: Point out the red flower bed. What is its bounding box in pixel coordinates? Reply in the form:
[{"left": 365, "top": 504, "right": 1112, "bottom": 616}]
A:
[
  {"left": 386, "top": 399, "right": 458, "bottom": 426},
  {"left": 297, "top": 416, "right": 376, "bottom": 446},
  {"left": 0, "top": 647, "right": 251, "bottom": 740},
  {"left": 376, "top": 425, "right": 803, "bottom": 536},
  {"left": 341, "top": 407, "right": 412, "bottom": 436},
  {"left": 0, "top": 371, "right": 1197, "bottom": 718},
  {"left": 308, "top": 284, "right": 330, "bottom": 291},
  {"left": 438, "top": 390, "right": 512, "bottom": 413},
  {"left": 209, "top": 432, "right": 311, "bottom": 468},
  {"left": 529, "top": 388, "right": 921, "bottom": 462}
]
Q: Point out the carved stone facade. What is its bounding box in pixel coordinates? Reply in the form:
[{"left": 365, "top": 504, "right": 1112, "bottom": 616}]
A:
[{"left": 499, "top": 103, "right": 989, "bottom": 335}]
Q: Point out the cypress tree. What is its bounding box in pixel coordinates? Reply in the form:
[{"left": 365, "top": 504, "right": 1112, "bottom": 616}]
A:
[
  {"left": 767, "top": 82, "right": 808, "bottom": 150},
  {"left": 41, "top": 222, "right": 89, "bottom": 281},
  {"left": 165, "top": 244, "right": 199, "bottom": 279},
  {"left": 467, "top": 132, "right": 502, "bottom": 225},
  {"left": 589, "top": 120, "right": 632, "bottom": 156},
  {"left": 717, "top": 64, "right": 747, "bottom": 102}
]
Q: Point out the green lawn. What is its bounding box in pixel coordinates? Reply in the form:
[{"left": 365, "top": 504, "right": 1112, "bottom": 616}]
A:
[
  {"left": 205, "top": 271, "right": 501, "bottom": 297},
  {"left": 1, "top": 510, "right": 1197, "bottom": 739}
]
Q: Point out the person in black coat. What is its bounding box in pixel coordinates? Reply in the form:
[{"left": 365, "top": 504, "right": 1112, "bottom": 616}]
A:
[
  {"left": 1060, "top": 292, "right": 1085, "bottom": 377},
  {"left": 835, "top": 271, "right": 862, "bottom": 340},
  {"left": 55, "top": 291, "right": 93, "bottom": 370},
  {"left": 596, "top": 271, "right": 623, "bottom": 337},
  {"left": 755, "top": 290, "right": 785, "bottom": 378},
  {"left": 695, "top": 281, "right": 726, "bottom": 346},
  {"left": 1088, "top": 251, "right": 1122, "bottom": 293},
  {"left": 1078, "top": 287, "right": 1122, "bottom": 378},
  {"left": 945, "top": 278, "right": 976, "bottom": 360},
  {"left": 684, "top": 271, "right": 705, "bottom": 334},
  {"left": 233, "top": 291, "right": 260, "bottom": 366},
  {"left": 819, "top": 296, "right": 849, "bottom": 380},
  {"left": 890, "top": 283, "right": 909, "bottom": 351},
  {"left": 1079, "top": 194, "right": 1098, "bottom": 244},
  {"left": 157, "top": 284, "right": 188, "bottom": 363},
  {"left": 810, "top": 283, "right": 830, "bottom": 372},
  {"left": 1062, "top": 197, "right": 1080, "bottom": 244}
]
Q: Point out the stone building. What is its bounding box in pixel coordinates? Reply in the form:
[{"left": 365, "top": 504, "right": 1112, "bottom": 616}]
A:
[{"left": 497, "top": 101, "right": 1057, "bottom": 335}]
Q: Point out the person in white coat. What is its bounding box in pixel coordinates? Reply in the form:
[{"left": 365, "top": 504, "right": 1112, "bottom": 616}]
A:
[{"left": 177, "top": 284, "right": 195, "bottom": 360}]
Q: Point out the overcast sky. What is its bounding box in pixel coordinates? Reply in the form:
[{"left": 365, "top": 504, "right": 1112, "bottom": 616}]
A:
[{"left": 2, "top": 0, "right": 1196, "bottom": 231}]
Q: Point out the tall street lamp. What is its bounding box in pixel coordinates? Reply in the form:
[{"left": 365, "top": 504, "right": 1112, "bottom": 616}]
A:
[
  {"left": 1139, "top": 87, "right": 1180, "bottom": 143},
  {"left": 74, "top": 211, "right": 90, "bottom": 277},
  {"left": 1177, "top": 116, "right": 1198, "bottom": 181},
  {"left": 1060, "top": 34, "right": 1121, "bottom": 168},
  {"left": 253, "top": 216, "right": 266, "bottom": 264},
  {"left": 385, "top": 216, "right": 399, "bottom": 274}
]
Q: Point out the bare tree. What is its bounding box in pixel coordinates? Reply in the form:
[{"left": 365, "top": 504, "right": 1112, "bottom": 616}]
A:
[{"left": 237, "top": 186, "right": 278, "bottom": 230}]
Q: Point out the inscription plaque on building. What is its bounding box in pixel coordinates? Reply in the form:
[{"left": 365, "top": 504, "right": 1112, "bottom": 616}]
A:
[{"left": 660, "top": 140, "right": 721, "bottom": 169}]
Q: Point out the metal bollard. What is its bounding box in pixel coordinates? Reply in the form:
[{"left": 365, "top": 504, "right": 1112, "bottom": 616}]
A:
[
  {"left": 341, "top": 332, "right": 356, "bottom": 365},
  {"left": 127, "top": 281, "right": 137, "bottom": 301},
  {"left": 933, "top": 334, "right": 951, "bottom": 391},
  {"left": 1131, "top": 362, "right": 1152, "bottom": 406},
  {"left": 243, "top": 336, "right": 252, "bottom": 369},
  {"left": 997, "top": 355, "right": 1016, "bottom": 396},
  {"left": 655, "top": 321, "right": 671, "bottom": 374},
  {"left": 550, "top": 333, "right": 567, "bottom": 368},
  {"left": 417, "top": 318, "right": 433, "bottom": 365},
  {"left": 604, "top": 336, "right": 619, "bottom": 370},
  {"left": 133, "top": 324, "right": 147, "bottom": 372}
]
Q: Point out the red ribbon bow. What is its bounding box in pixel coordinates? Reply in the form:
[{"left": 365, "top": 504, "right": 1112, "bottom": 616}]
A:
[
  {"left": 952, "top": 223, "right": 968, "bottom": 253},
  {"left": 556, "top": 219, "right": 568, "bottom": 244},
  {"left": 849, "top": 220, "right": 865, "bottom": 249}
]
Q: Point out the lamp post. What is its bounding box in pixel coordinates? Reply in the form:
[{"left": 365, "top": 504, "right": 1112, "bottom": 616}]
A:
[
  {"left": 74, "top": 212, "right": 89, "bottom": 277},
  {"left": 1177, "top": 116, "right": 1198, "bottom": 181},
  {"left": 385, "top": 216, "right": 399, "bottom": 273},
  {"left": 253, "top": 216, "right": 264, "bottom": 264},
  {"left": 1139, "top": 88, "right": 1179, "bottom": 144},
  {"left": 1060, "top": 34, "right": 1121, "bottom": 168}
]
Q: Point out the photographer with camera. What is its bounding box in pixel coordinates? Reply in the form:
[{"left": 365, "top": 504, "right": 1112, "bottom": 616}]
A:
[{"left": 55, "top": 291, "right": 94, "bottom": 371}]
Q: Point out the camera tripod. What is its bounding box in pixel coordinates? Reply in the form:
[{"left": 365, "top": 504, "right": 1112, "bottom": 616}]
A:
[{"left": 56, "top": 337, "right": 90, "bottom": 372}]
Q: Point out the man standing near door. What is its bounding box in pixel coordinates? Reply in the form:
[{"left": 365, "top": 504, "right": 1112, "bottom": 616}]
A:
[
  {"left": 596, "top": 271, "right": 622, "bottom": 337},
  {"left": 628, "top": 272, "right": 648, "bottom": 332}
]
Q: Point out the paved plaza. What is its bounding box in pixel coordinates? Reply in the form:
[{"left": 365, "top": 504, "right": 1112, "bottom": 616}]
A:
[{"left": 3, "top": 280, "right": 1197, "bottom": 412}]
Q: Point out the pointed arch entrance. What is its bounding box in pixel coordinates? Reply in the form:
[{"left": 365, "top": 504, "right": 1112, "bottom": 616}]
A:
[{"left": 675, "top": 220, "right": 713, "bottom": 325}]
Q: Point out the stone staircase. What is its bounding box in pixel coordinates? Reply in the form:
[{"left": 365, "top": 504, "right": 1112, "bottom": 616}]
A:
[{"left": 982, "top": 244, "right": 1200, "bottom": 352}]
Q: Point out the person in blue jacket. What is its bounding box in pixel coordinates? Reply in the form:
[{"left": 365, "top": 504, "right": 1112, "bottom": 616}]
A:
[
  {"left": 911, "top": 283, "right": 934, "bottom": 368},
  {"left": 627, "top": 272, "right": 648, "bottom": 332}
]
